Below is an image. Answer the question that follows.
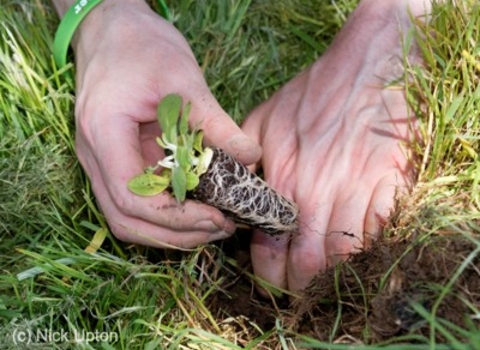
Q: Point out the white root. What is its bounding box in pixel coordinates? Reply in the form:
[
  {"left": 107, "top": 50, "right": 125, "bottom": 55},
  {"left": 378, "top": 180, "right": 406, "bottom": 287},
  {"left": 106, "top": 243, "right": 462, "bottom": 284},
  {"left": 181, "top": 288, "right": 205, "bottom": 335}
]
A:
[{"left": 192, "top": 147, "right": 299, "bottom": 235}]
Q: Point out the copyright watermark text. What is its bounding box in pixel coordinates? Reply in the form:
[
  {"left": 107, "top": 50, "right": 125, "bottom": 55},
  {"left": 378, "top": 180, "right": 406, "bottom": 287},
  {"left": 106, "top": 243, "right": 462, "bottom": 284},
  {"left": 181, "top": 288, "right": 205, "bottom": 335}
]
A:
[{"left": 12, "top": 327, "right": 118, "bottom": 345}]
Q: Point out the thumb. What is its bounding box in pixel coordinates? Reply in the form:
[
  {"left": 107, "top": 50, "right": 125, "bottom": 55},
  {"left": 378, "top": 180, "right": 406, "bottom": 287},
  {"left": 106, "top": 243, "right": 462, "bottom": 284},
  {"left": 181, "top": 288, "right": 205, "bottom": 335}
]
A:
[{"left": 184, "top": 89, "right": 262, "bottom": 166}]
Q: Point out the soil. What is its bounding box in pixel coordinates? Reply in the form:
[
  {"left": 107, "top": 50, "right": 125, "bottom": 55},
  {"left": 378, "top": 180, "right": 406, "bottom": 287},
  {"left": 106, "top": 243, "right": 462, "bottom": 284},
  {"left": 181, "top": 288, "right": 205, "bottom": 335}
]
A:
[
  {"left": 191, "top": 147, "right": 298, "bottom": 235},
  {"left": 208, "top": 232, "right": 480, "bottom": 345}
]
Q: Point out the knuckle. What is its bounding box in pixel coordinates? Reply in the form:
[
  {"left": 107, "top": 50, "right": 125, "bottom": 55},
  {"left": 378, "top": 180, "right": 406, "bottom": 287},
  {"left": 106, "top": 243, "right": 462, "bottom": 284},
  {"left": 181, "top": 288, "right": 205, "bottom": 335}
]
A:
[
  {"left": 326, "top": 233, "right": 363, "bottom": 264},
  {"left": 110, "top": 189, "right": 136, "bottom": 216},
  {"left": 198, "top": 112, "right": 222, "bottom": 132},
  {"left": 109, "top": 223, "right": 130, "bottom": 243},
  {"left": 74, "top": 96, "right": 100, "bottom": 148},
  {"left": 290, "top": 247, "right": 326, "bottom": 275}
]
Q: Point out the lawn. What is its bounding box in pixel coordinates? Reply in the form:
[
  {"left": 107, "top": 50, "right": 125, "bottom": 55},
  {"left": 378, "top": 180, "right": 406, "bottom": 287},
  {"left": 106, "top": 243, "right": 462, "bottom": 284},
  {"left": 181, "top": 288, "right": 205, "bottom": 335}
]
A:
[{"left": 0, "top": 0, "right": 479, "bottom": 349}]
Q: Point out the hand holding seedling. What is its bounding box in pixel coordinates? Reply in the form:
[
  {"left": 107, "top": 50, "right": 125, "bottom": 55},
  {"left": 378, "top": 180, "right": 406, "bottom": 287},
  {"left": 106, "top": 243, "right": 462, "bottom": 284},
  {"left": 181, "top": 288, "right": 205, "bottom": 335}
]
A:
[
  {"left": 128, "top": 94, "right": 214, "bottom": 203},
  {"left": 66, "top": 0, "right": 261, "bottom": 248},
  {"left": 128, "top": 94, "right": 298, "bottom": 235},
  {"left": 242, "top": 0, "right": 427, "bottom": 292}
]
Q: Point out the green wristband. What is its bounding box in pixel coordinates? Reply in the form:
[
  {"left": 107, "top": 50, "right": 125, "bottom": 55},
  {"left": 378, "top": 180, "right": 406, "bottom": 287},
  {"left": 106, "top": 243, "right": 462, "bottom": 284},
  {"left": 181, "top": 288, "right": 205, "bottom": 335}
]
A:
[
  {"left": 53, "top": 0, "right": 104, "bottom": 68},
  {"left": 53, "top": 0, "right": 171, "bottom": 69}
]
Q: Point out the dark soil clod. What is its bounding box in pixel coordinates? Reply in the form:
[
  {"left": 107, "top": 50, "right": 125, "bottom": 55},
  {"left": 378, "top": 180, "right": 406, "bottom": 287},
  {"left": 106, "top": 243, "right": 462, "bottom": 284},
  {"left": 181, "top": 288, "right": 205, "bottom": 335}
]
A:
[
  {"left": 293, "top": 235, "right": 480, "bottom": 343},
  {"left": 208, "top": 234, "right": 480, "bottom": 345}
]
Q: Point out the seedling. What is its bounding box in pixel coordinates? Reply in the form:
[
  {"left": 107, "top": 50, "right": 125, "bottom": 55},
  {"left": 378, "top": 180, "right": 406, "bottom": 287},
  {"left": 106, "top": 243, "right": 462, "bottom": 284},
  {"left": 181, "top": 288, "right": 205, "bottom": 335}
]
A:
[
  {"left": 128, "top": 94, "right": 299, "bottom": 235},
  {"left": 128, "top": 94, "right": 212, "bottom": 202}
]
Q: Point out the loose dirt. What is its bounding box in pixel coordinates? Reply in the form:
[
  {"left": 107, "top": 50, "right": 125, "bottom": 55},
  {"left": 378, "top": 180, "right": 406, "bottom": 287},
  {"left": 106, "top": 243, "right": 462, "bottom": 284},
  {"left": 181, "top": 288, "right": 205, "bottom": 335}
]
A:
[{"left": 208, "top": 232, "right": 480, "bottom": 345}]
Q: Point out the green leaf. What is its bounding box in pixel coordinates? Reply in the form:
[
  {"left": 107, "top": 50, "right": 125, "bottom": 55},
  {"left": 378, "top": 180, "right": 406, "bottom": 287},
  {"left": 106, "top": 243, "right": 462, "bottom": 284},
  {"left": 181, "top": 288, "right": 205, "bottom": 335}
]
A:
[
  {"left": 179, "top": 101, "right": 191, "bottom": 135},
  {"left": 182, "top": 133, "right": 193, "bottom": 151},
  {"left": 127, "top": 174, "right": 170, "bottom": 196},
  {"left": 172, "top": 167, "right": 187, "bottom": 202},
  {"left": 186, "top": 172, "right": 200, "bottom": 190},
  {"left": 161, "top": 168, "right": 172, "bottom": 178},
  {"left": 197, "top": 147, "right": 214, "bottom": 175},
  {"left": 156, "top": 136, "right": 168, "bottom": 149},
  {"left": 193, "top": 130, "right": 204, "bottom": 153},
  {"left": 157, "top": 94, "right": 182, "bottom": 136},
  {"left": 168, "top": 127, "right": 178, "bottom": 145},
  {"left": 176, "top": 146, "right": 190, "bottom": 170}
]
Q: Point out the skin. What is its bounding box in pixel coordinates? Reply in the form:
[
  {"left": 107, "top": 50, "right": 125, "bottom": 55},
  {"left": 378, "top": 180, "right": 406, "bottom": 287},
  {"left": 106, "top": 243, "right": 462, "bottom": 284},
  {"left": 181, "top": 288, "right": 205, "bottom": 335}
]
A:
[
  {"left": 52, "top": 0, "right": 262, "bottom": 249},
  {"left": 51, "top": 0, "right": 433, "bottom": 289},
  {"left": 243, "top": 0, "right": 432, "bottom": 291}
]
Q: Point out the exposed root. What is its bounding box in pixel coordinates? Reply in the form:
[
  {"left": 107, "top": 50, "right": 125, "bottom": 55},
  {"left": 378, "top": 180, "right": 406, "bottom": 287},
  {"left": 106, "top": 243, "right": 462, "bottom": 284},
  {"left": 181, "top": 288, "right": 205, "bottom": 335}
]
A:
[{"left": 191, "top": 147, "right": 299, "bottom": 235}]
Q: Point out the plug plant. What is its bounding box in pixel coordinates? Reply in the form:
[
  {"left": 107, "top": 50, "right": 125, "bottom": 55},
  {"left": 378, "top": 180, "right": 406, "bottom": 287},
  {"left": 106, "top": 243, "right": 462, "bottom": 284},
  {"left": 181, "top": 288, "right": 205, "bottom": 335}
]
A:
[{"left": 128, "top": 94, "right": 299, "bottom": 235}]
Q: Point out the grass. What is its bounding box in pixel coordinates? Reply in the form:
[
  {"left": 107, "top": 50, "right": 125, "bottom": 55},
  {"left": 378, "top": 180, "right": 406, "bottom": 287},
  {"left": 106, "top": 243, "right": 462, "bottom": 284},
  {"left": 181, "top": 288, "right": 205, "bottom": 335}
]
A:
[{"left": 0, "top": 0, "right": 479, "bottom": 349}]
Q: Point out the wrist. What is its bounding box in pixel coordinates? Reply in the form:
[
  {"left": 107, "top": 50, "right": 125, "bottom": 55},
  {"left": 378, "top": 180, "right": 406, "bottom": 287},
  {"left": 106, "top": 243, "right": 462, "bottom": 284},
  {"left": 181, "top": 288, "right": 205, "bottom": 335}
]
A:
[
  {"left": 72, "top": 0, "right": 149, "bottom": 49},
  {"left": 53, "top": 0, "right": 152, "bottom": 69}
]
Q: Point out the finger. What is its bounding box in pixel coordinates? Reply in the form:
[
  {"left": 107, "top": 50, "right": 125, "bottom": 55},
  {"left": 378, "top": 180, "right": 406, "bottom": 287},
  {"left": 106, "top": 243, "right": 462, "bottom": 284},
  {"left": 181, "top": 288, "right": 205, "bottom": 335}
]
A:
[
  {"left": 242, "top": 97, "right": 299, "bottom": 178},
  {"left": 249, "top": 164, "right": 299, "bottom": 293},
  {"left": 183, "top": 87, "right": 262, "bottom": 166},
  {"left": 91, "top": 166, "right": 233, "bottom": 248},
  {"left": 240, "top": 112, "right": 263, "bottom": 174},
  {"left": 364, "top": 173, "right": 409, "bottom": 247},
  {"left": 138, "top": 121, "right": 164, "bottom": 166},
  {"left": 241, "top": 101, "right": 268, "bottom": 148},
  {"left": 250, "top": 230, "right": 290, "bottom": 294},
  {"left": 287, "top": 202, "right": 330, "bottom": 291},
  {"left": 79, "top": 119, "right": 236, "bottom": 234},
  {"left": 324, "top": 184, "right": 371, "bottom": 265}
]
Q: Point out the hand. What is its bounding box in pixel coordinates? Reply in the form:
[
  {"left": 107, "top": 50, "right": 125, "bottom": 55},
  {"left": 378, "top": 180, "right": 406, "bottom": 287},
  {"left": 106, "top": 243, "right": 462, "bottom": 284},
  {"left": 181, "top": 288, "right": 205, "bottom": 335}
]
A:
[
  {"left": 71, "top": 0, "right": 261, "bottom": 249},
  {"left": 242, "top": 0, "right": 425, "bottom": 291}
]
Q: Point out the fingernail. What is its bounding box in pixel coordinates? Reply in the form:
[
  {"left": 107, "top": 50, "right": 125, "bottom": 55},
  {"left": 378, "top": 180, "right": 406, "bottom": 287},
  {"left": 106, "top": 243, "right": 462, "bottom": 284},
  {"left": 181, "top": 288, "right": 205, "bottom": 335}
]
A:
[
  {"left": 208, "top": 230, "right": 234, "bottom": 242},
  {"left": 228, "top": 134, "right": 256, "bottom": 153},
  {"left": 206, "top": 219, "right": 236, "bottom": 242},
  {"left": 197, "top": 220, "right": 222, "bottom": 232},
  {"left": 197, "top": 219, "right": 236, "bottom": 235},
  {"left": 227, "top": 135, "right": 261, "bottom": 163},
  {"left": 223, "top": 219, "right": 237, "bottom": 234}
]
